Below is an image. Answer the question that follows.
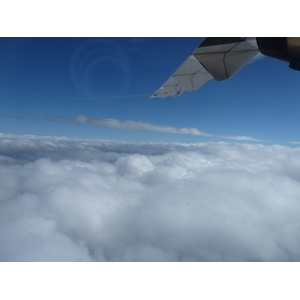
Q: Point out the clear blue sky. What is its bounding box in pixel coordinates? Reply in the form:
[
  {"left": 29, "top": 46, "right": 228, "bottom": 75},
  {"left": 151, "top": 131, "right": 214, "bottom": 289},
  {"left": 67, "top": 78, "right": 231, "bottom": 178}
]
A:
[{"left": 1, "top": 37, "right": 300, "bottom": 144}]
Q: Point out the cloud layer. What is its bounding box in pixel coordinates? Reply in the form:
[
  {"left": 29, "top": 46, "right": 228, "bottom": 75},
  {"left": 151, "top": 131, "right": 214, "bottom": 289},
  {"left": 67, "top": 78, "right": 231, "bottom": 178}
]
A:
[{"left": 1, "top": 134, "right": 300, "bottom": 261}]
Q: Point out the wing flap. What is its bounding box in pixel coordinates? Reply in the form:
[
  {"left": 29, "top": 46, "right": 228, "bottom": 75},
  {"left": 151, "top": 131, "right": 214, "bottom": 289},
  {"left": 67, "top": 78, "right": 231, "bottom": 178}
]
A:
[
  {"left": 173, "top": 55, "right": 212, "bottom": 91},
  {"left": 150, "top": 55, "right": 212, "bottom": 98},
  {"left": 150, "top": 76, "right": 185, "bottom": 98}
]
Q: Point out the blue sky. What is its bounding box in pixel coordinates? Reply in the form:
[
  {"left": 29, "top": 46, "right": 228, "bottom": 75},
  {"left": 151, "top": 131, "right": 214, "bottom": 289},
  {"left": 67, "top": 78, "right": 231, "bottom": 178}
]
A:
[
  {"left": 2, "top": 2, "right": 300, "bottom": 294},
  {"left": 1, "top": 37, "right": 300, "bottom": 145}
]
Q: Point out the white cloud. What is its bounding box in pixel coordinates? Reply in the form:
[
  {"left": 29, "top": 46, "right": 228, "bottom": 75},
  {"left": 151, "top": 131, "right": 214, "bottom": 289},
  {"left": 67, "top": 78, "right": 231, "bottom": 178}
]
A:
[
  {"left": 70, "top": 114, "right": 213, "bottom": 136},
  {"left": 68, "top": 115, "right": 263, "bottom": 141},
  {"left": 1, "top": 114, "right": 263, "bottom": 141},
  {"left": 1, "top": 134, "right": 300, "bottom": 261}
]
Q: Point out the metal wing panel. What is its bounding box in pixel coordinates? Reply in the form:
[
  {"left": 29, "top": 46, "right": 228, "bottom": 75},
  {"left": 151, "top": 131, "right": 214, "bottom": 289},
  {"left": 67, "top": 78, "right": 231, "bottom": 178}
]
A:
[
  {"left": 173, "top": 55, "right": 212, "bottom": 92},
  {"left": 193, "top": 37, "right": 259, "bottom": 81},
  {"left": 190, "top": 71, "right": 213, "bottom": 90},
  {"left": 150, "top": 38, "right": 260, "bottom": 98},
  {"left": 174, "top": 55, "right": 206, "bottom": 74},
  {"left": 150, "top": 55, "right": 212, "bottom": 98},
  {"left": 150, "top": 76, "right": 185, "bottom": 98},
  {"left": 193, "top": 52, "right": 226, "bottom": 81},
  {"left": 223, "top": 50, "right": 259, "bottom": 79}
]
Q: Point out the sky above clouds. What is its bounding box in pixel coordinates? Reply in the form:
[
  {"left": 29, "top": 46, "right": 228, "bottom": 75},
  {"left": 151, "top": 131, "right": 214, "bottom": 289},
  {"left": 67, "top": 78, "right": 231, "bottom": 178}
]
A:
[
  {"left": 1, "top": 37, "right": 300, "bottom": 144},
  {"left": 1, "top": 134, "right": 300, "bottom": 262},
  {"left": 2, "top": 3, "right": 300, "bottom": 299},
  {"left": 1, "top": 37, "right": 300, "bottom": 265},
  {"left": 2, "top": 15, "right": 300, "bottom": 300}
]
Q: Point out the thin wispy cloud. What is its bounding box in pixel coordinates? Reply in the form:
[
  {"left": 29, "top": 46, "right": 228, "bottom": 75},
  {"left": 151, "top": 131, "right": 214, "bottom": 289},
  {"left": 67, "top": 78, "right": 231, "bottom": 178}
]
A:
[
  {"left": 71, "top": 115, "right": 212, "bottom": 136},
  {"left": 62, "top": 115, "right": 264, "bottom": 142},
  {"left": 1, "top": 114, "right": 264, "bottom": 142},
  {"left": 0, "top": 115, "right": 27, "bottom": 121}
]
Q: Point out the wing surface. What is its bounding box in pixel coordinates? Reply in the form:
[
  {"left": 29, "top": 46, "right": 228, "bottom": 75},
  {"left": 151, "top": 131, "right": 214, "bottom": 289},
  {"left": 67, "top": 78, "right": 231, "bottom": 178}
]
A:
[
  {"left": 150, "top": 55, "right": 212, "bottom": 98},
  {"left": 150, "top": 37, "right": 259, "bottom": 98}
]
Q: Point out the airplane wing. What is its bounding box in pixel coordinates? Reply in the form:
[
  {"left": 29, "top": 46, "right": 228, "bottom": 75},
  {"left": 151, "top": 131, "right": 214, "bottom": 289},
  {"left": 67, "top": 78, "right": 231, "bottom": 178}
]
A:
[{"left": 150, "top": 37, "right": 259, "bottom": 98}]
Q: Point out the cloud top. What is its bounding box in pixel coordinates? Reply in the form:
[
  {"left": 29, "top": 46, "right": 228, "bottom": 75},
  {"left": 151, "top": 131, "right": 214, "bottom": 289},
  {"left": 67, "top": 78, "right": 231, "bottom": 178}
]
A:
[{"left": 1, "top": 134, "right": 300, "bottom": 261}]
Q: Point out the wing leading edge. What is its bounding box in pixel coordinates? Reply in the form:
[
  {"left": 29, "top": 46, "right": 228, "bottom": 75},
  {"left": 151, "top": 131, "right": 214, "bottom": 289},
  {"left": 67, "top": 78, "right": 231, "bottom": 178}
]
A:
[{"left": 150, "top": 37, "right": 259, "bottom": 98}]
